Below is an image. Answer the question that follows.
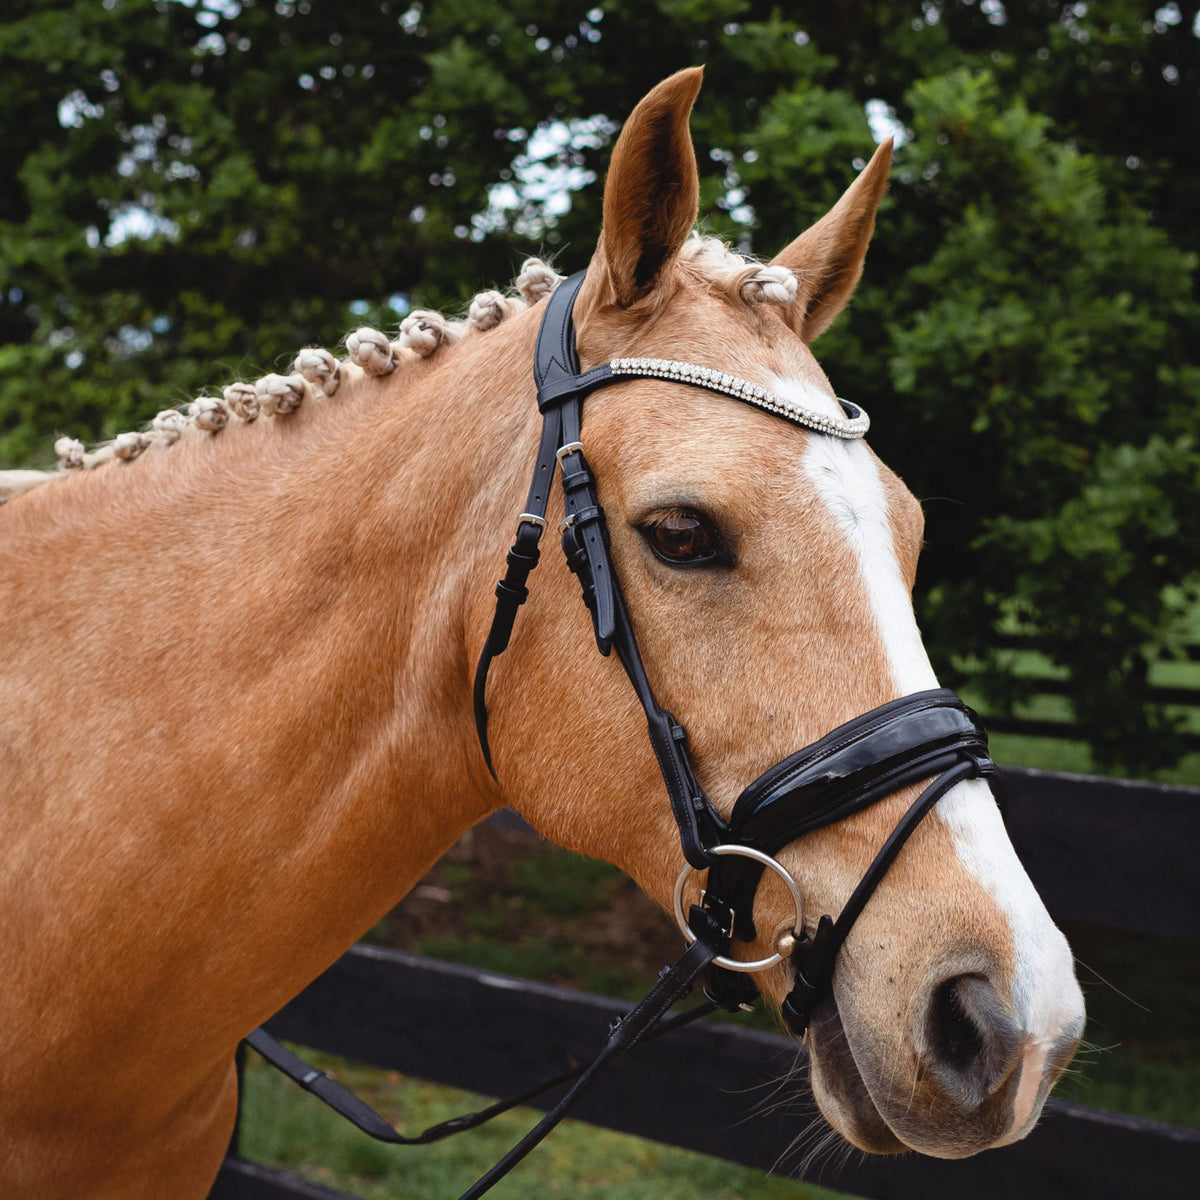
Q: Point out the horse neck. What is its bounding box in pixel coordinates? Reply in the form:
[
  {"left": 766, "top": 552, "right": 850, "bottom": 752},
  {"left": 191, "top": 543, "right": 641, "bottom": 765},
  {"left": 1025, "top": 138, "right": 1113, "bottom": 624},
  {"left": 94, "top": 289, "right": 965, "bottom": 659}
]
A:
[{"left": 0, "top": 318, "right": 542, "bottom": 1064}]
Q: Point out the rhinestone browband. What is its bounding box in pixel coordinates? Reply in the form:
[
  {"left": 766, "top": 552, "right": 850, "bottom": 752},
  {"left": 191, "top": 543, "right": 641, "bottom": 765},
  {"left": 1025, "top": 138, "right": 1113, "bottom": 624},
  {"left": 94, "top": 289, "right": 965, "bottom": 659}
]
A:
[{"left": 608, "top": 357, "right": 870, "bottom": 440}]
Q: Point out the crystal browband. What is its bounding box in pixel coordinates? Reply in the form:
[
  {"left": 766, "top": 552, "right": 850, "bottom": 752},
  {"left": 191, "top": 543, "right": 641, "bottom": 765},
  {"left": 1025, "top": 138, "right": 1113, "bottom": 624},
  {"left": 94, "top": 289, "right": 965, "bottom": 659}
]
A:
[{"left": 608, "top": 357, "right": 870, "bottom": 440}]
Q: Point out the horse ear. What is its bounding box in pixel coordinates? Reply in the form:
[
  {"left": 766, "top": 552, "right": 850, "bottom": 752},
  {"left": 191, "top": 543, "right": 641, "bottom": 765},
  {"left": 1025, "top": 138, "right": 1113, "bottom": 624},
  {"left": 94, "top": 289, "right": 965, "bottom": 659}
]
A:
[
  {"left": 592, "top": 68, "right": 703, "bottom": 310},
  {"left": 770, "top": 139, "right": 893, "bottom": 342}
]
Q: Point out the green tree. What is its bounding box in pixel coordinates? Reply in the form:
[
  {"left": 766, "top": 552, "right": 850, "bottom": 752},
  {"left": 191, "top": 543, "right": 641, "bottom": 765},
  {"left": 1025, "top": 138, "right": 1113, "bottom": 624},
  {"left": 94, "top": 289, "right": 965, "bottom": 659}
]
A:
[
  {"left": 880, "top": 68, "right": 1199, "bottom": 771},
  {"left": 2, "top": 0, "right": 1197, "bottom": 773}
]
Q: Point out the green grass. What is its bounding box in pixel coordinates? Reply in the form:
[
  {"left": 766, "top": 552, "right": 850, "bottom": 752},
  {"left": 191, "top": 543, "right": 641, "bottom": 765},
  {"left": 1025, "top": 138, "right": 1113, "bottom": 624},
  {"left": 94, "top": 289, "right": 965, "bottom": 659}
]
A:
[
  {"left": 1053, "top": 1055, "right": 1200, "bottom": 1128},
  {"left": 509, "top": 853, "right": 616, "bottom": 917},
  {"left": 987, "top": 729, "right": 1200, "bottom": 784},
  {"left": 396, "top": 845, "right": 670, "bottom": 1003},
  {"left": 240, "top": 1049, "right": 855, "bottom": 1200},
  {"left": 951, "top": 616, "right": 1200, "bottom": 786}
]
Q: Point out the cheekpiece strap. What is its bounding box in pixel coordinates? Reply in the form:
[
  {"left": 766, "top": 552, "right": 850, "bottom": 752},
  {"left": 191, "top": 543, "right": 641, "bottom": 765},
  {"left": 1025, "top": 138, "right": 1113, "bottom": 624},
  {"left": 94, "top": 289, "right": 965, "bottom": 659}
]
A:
[{"left": 473, "top": 271, "right": 726, "bottom": 865}]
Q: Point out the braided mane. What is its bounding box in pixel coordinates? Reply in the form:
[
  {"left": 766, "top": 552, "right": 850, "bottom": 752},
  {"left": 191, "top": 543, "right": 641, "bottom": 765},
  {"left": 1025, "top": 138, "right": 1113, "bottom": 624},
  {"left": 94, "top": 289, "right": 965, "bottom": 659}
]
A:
[{"left": 0, "top": 238, "right": 795, "bottom": 505}]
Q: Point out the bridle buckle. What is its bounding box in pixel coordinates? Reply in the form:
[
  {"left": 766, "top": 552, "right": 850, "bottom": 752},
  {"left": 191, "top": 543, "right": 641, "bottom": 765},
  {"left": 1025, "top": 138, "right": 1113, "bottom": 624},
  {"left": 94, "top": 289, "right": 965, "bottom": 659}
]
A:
[
  {"left": 515, "top": 512, "right": 547, "bottom": 534},
  {"left": 555, "top": 440, "right": 584, "bottom": 467}
]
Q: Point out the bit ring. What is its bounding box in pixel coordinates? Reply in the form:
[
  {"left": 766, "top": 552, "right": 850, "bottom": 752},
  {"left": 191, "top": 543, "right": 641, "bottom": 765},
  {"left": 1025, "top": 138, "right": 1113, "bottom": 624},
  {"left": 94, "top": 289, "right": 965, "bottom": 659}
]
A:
[{"left": 672, "top": 844, "right": 805, "bottom": 973}]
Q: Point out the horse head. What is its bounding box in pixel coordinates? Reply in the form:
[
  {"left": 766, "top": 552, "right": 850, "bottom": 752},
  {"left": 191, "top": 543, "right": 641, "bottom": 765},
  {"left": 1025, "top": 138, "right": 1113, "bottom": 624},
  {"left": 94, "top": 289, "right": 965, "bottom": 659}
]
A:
[{"left": 484, "top": 68, "right": 1084, "bottom": 1159}]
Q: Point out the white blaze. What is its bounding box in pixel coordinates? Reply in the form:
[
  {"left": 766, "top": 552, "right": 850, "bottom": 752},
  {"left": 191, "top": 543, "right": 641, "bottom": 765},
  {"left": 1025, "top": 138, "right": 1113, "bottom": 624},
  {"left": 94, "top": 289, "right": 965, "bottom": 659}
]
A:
[{"left": 780, "top": 375, "right": 1084, "bottom": 1109}]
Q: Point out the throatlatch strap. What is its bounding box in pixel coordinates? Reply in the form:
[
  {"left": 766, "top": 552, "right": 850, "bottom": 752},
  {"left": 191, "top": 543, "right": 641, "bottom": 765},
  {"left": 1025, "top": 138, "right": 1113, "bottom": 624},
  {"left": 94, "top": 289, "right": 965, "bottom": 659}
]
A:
[{"left": 472, "top": 407, "right": 562, "bottom": 773}]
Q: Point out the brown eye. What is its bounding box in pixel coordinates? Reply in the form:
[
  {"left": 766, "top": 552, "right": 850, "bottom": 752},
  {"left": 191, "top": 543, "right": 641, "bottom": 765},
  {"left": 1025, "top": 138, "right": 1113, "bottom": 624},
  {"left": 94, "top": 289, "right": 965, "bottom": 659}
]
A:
[{"left": 644, "top": 511, "right": 718, "bottom": 565}]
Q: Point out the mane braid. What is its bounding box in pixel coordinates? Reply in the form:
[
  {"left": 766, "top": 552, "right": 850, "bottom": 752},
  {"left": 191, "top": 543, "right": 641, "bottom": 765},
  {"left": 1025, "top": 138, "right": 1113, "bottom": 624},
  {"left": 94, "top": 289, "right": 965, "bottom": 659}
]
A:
[{"left": 0, "top": 240, "right": 788, "bottom": 505}]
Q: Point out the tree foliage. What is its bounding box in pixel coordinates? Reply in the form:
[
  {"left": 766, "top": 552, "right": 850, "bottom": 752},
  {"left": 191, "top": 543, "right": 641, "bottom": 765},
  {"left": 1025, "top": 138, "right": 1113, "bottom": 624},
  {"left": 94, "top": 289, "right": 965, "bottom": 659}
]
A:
[{"left": 2, "top": 0, "right": 1198, "bottom": 773}]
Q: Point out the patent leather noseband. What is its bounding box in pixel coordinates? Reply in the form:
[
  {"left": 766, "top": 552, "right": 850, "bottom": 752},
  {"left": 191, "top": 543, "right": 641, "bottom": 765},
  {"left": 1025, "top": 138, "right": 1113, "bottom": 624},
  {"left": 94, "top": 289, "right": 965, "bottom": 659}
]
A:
[{"left": 474, "top": 270, "right": 1000, "bottom": 1031}]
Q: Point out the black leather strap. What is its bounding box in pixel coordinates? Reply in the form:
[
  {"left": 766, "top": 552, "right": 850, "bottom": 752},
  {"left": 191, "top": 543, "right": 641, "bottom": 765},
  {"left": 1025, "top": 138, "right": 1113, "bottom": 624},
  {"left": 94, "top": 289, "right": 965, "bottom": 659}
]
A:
[
  {"left": 245, "top": 1028, "right": 413, "bottom": 1144},
  {"left": 456, "top": 935, "right": 720, "bottom": 1200},
  {"left": 472, "top": 272, "right": 726, "bottom": 865},
  {"left": 537, "top": 363, "right": 615, "bottom": 409},
  {"left": 778, "top": 759, "right": 979, "bottom": 1034},
  {"left": 704, "top": 689, "right": 994, "bottom": 942},
  {"left": 245, "top": 982, "right": 720, "bottom": 1155},
  {"left": 474, "top": 273, "right": 597, "bottom": 771},
  {"left": 474, "top": 273, "right": 599, "bottom": 769}
]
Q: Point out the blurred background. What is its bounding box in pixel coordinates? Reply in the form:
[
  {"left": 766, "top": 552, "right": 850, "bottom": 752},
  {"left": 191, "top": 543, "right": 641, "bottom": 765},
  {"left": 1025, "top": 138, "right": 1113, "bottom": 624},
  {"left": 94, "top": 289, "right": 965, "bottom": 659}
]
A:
[{"left": 3, "top": 3, "right": 1197, "bottom": 1197}]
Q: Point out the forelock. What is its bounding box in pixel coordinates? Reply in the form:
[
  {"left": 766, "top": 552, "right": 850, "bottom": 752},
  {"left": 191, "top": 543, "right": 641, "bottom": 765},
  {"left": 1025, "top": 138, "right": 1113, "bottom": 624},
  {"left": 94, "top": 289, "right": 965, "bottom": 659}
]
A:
[{"left": 677, "top": 234, "right": 798, "bottom": 309}]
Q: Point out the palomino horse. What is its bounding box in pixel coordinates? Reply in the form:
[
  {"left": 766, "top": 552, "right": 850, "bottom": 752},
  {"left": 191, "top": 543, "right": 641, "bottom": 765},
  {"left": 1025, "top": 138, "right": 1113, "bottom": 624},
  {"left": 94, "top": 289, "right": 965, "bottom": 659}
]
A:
[{"left": 1, "top": 70, "right": 1083, "bottom": 1199}]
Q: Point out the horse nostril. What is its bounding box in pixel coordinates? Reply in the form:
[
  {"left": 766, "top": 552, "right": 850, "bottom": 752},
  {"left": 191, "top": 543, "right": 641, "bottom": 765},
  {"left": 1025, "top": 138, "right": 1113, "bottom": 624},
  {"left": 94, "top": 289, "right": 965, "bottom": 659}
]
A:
[
  {"left": 929, "top": 975, "right": 985, "bottom": 1069},
  {"left": 924, "top": 973, "right": 1022, "bottom": 1107}
]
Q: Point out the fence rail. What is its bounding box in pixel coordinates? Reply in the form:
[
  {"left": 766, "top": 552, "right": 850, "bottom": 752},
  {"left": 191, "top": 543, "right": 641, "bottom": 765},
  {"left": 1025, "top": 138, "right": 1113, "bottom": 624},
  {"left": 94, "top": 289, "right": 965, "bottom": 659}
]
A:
[
  {"left": 979, "top": 636, "right": 1200, "bottom": 750},
  {"left": 212, "top": 765, "right": 1200, "bottom": 1200}
]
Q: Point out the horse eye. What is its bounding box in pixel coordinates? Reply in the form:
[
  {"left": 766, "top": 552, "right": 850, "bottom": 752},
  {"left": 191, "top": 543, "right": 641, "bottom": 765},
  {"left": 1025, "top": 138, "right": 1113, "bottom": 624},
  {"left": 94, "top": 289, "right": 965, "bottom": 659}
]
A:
[{"left": 643, "top": 511, "right": 718, "bottom": 566}]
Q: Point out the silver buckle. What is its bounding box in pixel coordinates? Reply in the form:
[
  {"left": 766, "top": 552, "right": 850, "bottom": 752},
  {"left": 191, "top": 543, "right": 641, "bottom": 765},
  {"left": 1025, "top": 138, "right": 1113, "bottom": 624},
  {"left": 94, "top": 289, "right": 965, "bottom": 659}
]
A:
[
  {"left": 515, "top": 512, "right": 547, "bottom": 534},
  {"left": 555, "top": 441, "right": 584, "bottom": 467}
]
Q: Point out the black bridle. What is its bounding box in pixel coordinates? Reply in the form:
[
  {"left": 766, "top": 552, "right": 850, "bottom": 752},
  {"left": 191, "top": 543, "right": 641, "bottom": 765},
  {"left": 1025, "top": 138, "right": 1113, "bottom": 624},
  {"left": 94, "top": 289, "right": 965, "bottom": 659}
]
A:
[
  {"left": 251, "top": 269, "right": 1000, "bottom": 1198},
  {"left": 473, "top": 270, "right": 999, "bottom": 1027}
]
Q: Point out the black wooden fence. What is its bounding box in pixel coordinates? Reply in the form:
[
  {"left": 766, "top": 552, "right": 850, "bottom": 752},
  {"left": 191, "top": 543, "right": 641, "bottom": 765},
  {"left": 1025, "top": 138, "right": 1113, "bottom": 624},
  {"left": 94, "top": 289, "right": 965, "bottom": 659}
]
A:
[{"left": 212, "top": 766, "right": 1200, "bottom": 1200}]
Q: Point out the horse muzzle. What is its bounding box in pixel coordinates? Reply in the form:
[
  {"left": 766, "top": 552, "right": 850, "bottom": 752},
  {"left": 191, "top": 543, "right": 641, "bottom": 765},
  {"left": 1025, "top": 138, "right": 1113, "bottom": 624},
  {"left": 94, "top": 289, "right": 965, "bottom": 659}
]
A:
[{"left": 808, "top": 964, "right": 1084, "bottom": 1158}]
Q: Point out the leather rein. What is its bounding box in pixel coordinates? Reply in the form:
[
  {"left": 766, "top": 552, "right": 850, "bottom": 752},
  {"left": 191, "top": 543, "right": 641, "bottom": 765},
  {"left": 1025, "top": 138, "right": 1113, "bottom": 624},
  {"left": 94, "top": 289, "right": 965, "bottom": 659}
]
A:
[{"left": 249, "top": 270, "right": 1000, "bottom": 1197}]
